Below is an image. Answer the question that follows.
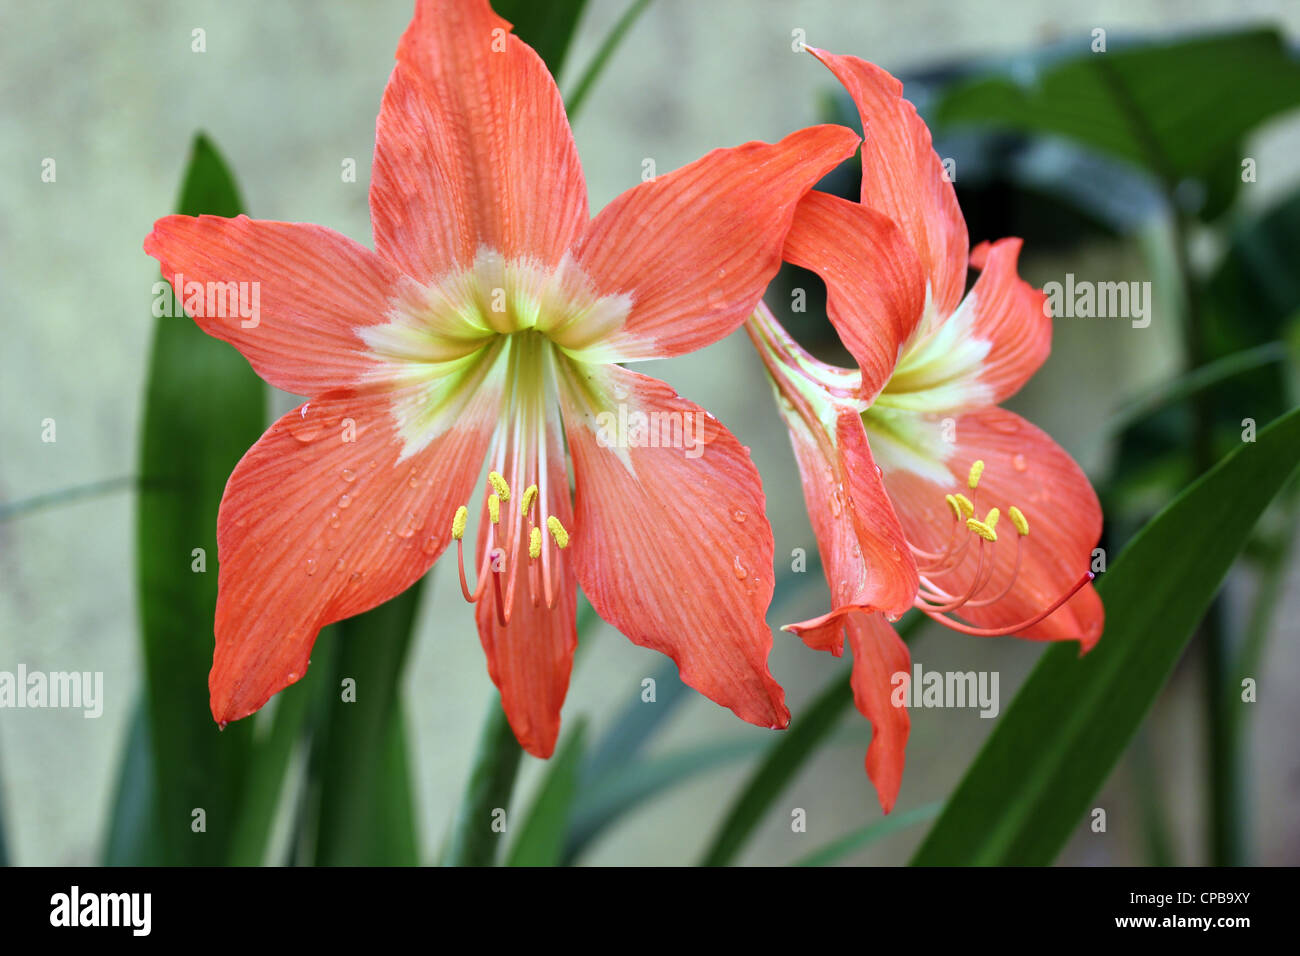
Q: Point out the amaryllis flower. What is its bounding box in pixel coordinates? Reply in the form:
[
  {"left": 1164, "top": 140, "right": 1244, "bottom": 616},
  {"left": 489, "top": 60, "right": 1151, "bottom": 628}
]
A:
[
  {"left": 747, "top": 48, "right": 1103, "bottom": 810},
  {"left": 143, "top": 0, "right": 861, "bottom": 756}
]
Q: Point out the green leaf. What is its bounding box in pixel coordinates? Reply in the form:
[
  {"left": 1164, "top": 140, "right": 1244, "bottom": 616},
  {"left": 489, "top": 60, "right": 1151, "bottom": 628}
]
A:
[
  {"left": 934, "top": 30, "right": 1300, "bottom": 214},
  {"left": 700, "top": 612, "right": 922, "bottom": 867},
  {"left": 134, "top": 133, "right": 265, "bottom": 865},
  {"left": 100, "top": 699, "right": 161, "bottom": 866},
  {"left": 226, "top": 667, "right": 321, "bottom": 866},
  {"left": 505, "top": 719, "right": 589, "bottom": 866},
  {"left": 794, "top": 801, "right": 944, "bottom": 867},
  {"left": 302, "top": 582, "right": 424, "bottom": 866},
  {"left": 565, "top": 737, "right": 769, "bottom": 863},
  {"left": 911, "top": 405, "right": 1300, "bottom": 865},
  {"left": 442, "top": 696, "right": 524, "bottom": 866},
  {"left": 494, "top": 0, "right": 588, "bottom": 79},
  {"left": 565, "top": 0, "right": 654, "bottom": 121}
]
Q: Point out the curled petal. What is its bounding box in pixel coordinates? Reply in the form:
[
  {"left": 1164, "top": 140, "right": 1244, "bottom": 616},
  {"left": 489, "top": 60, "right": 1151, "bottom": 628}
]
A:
[
  {"left": 807, "top": 48, "right": 969, "bottom": 317},
  {"left": 847, "top": 612, "right": 911, "bottom": 814}
]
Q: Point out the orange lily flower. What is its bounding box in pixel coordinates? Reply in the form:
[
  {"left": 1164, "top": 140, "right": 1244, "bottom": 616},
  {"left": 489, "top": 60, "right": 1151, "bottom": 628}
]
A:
[
  {"left": 143, "top": 0, "right": 861, "bottom": 756},
  {"left": 747, "top": 49, "right": 1103, "bottom": 810}
]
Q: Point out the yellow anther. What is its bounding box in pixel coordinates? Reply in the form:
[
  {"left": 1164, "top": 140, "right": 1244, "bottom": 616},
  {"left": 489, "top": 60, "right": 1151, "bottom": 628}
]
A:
[
  {"left": 954, "top": 493, "right": 974, "bottom": 519},
  {"left": 488, "top": 493, "right": 500, "bottom": 524},
  {"left": 546, "top": 515, "right": 570, "bottom": 549},
  {"left": 528, "top": 526, "right": 542, "bottom": 559},
  {"left": 451, "top": 505, "right": 468, "bottom": 541},
  {"left": 520, "top": 484, "right": 538, "bottom": 517},
  {"left": 488, "top": 471, "right": 510, "bottom": 501},
  {"left": 967, "top": 459, "right": 985, "bottom": 490},
  {"left": 1008, "top": 505, "right": 1029, "bottom": 536},
  {"left": 945, "top": 494, "right": 961, "bottom": 520},
  {"left": 966, "top": 518, "right": 997, "bottom": 542},
  {"left": 984, "top": 507, "right": 1000, "bottom": 530}
]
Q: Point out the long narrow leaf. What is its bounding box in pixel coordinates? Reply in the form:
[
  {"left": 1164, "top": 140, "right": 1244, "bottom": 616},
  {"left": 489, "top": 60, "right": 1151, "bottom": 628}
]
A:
[
  {"left": 794, "top": 801, "right": 944, "bottom": 867},
  {"left": 701, "top": 612, "right": 922, "bottom": 867},
  {"left": 134, "top": 134, "right": 264, "bottom": 865},
  {"left": 505, "top": 719, "right": 589, "bottom": 867},
  {"left": 442, "top": 697, "right": 524, "bottom": 866},
  {"left": 912, "top": 405, "right": 1300, "bottom": 865},
  {"left": 305, "top": 582, "right": 424, "bottom": 865}
]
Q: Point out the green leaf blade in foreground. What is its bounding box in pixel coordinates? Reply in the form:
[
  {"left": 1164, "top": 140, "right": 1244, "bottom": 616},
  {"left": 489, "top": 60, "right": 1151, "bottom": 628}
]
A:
[
  {"left": 912, "top": 405, "right": 1300, "bottom": 865},
  {"left": 133, "top": 134, "right": 265, "bottom": 865},
  {"left": 701, "top": 612, "right": 922, "bottom": 867},
  {"left": 505, "top": 719, "right": 589, "bottom": 867},
  {"left": 302, "top": 583, "right": 424, "bottom": 866}
]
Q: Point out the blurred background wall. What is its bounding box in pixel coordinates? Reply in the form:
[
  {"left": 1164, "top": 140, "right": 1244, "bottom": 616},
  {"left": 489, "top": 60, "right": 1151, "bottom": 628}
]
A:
[{"left": 2, "top": 0, "right": 1298, "bottom": 865}]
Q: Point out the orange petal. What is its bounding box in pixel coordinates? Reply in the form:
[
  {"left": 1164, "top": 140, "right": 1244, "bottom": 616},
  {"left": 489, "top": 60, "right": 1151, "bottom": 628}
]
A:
[
  {"left": 782, "top": 190, "right": 926, "bottom": 400},
  {"left": 846, "top": 611, "right": 911, "bottom": 814},
  {"left": 782, "top": 406, "right": 918, "bottom": 654},
  {"left": 210, "top": 387, "right": 498, "bottom": 724},
  {"left": 568, "top": 125, "right": 860, "bottom": 362},
  {"left": 954, "top": 239, "right": 1052, "bottom": 404},
  {"left": 559, "top": 362, "right": 789, "bottom": 728},
  {"left": 807, "top": 49, "right": 969, "bottom": 317},
  {"left": 884, "top": 406, "right": 1103, "bottom": 649},
  {"left": 144, "top": 215, "right": 402, "bottom": 396},
  {"left": 474, "top": 422, "right": 577, "bottom": 759},
  {"left": 370, "top": 0, "right": 588, "bottom": 283}
]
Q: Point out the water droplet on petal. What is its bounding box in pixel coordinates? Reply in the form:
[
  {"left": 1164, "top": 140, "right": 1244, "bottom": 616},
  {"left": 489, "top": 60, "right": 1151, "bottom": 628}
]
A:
[
  {"left": 328, "top": 510, "right": 341, "bottom": 529},
  {"left": 305, "top": 557, "right": 317, "bottom": 576},
  {"left": 1012, "top": 453, "right": 1027, "bottom": 472},
  {"left": 732, "top": 509, "right": 747, "bottom": 523},
  {"left": 886, "top": 612, "right": 900, "bottom": 623},
  {"left": 732, "top": 555, "right": 747, "bottom": 579},
  {"left": 349, "top": 571, "right": 362, "bottom": 583},
  {"left": 421, "top": 536, "right": 440, "bottom": 555},
  {"left": 830, "top": 486, "right": 844, "bottom": 517},
  {"left": 396, "top": 511, "right": 422, "bottom": 539},
  {"left": 334, "top": 558, "right": 346, "bottom": 573},
  {"left": 288, "top": 403, "right": 329, "bottom": 443},
  {"left": 338, "top": 494, "right": 352, "bottom": 509},
  {"left": 341, "top": 468, "right": 356, "bottom": 482}
]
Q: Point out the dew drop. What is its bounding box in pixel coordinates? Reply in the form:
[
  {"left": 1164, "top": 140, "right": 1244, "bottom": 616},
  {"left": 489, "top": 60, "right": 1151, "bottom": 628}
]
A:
[
  {"left": 328, "top": 510, "right": 341, "bottom": 529},
  {"left": 732, "top": 555, "right": 747, "bottom": 579},
  {"left": 886, "top": 612, "right": 900, "bottom": 623},
  {"left": 338, "top": 494, "right": 352, "bottom": 509},
  {"left": 830, "top": 486, "right": 845, "bottom": 517},
  {"left": 408, "top": 472, "right": 421, "bottom": 489},
  {"left": 732, "top": 509, "right": 747, "bottom": 523},
  {"left": 349, "top": 571, "right": 362, "bottom": 583},
  {"left": 305, "top": 557, "right": 318, "bottom": 576},
  {"left": 396, "top": 511, "right": 422, "bottom": 539},
  {"left": 421, "top": 536, "right": 440, "bottom": 555},
  {"left": 341, "top": 468, "right": 356, "bottom": 482},
  {"left": 334, "top": 558, "right": 346, "bottom": 573},
  {"left": 288, "top": 403, "right": 328, "bottom": 443},
  {"left": 1012, "top": 453, "right": 1027, "bottom": 472}
]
